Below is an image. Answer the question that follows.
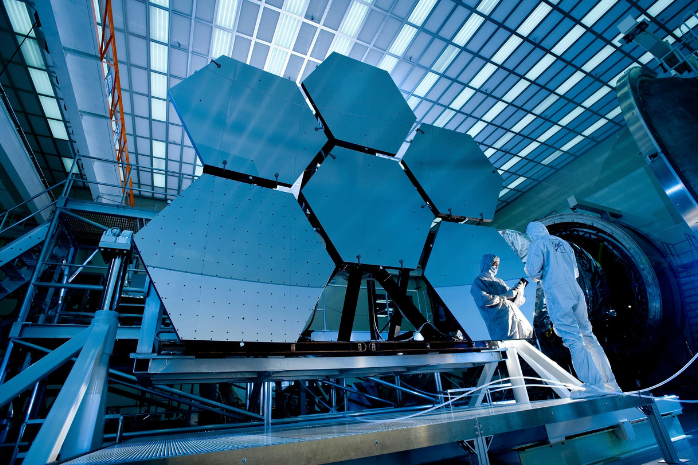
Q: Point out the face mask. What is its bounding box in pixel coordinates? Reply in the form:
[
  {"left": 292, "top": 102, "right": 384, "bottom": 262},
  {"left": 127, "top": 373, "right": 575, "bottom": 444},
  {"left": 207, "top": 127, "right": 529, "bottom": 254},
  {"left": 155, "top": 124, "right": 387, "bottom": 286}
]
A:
[{"left": 490, "top": 263, "right": 499, "bottom": 276}]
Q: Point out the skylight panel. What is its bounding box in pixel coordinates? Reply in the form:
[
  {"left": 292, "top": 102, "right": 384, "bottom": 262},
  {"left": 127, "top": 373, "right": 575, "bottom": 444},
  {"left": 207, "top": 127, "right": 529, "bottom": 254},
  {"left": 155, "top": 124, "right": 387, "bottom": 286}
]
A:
[
  {"left": 647, "top": 0, "right": 675, "bottom": 17},
  {"left": 413, "top": 72, "right": 439, "bottom": 97},
  {"left": 511, "top": 113, "right": 536, "bottom": 132},
  {"left": 502, "top": 81, "right": 530, "bottom": 103},
  {"left": 551, "top": 25, "right": 584, "bottom": 56},
  {"left": 407, "top": 96, "right": 421, "bottom": 109},
  {"left": 558, "top": 107, "right": 584, "bottom": 126},
  {"left": 150, "top": 42, "right": 168, "bottom": 73},
  {"left": 519, "top": 141, "right": 541, "bottom": 158},
  {"left": 275, "top": 15, "right": 300, "bottom": 49},
  {"left": 408, "top": 0, "right": 438, "bottom": 27},
  {"left": 265, "top": 47, "right": 288, "bottom": 76},
  {"left": 153, "top": 159, "right": 166, "bottom": 187},
  {"left": 638, "top": 52, "right": 653, "bottom": 64},
  {"left": 517, "top": 3, "right": 552, "bottom": 37},
  {"left": 151, "top": 98, "right": 167, "bottom": 121},
  {"left": 216, "top": 0, "right": 239, "bottom": 29},
  {"left": 211, "top": 28, "right": 232, "bottom": 57},
  {"left": 153, "top": 140, "right": 167, "bottom": 158},
  {"left": 524, "top": 53, "right": 555, "bottom": 80},
  {"left": 389, "top": 25, "right": 418, "bottom": 56},
  {"left": 341, "top": 1, "right": 369, "bottom": 37},
  {"left": 499, "top": 188, "right": 511, "bottom": 197},
  {"left": 327, "top": 36, "right": 352, "bottom": 56},
  {"left": 582, "top": 45, "right": 615, "bottom": 72},
  {"left": 493, "top": 132, "right": 515, "bottom": 148},
  {"left": 452, "top": 14, "right": 484, "bottom": 47},
  {"left": 149, "top": 6, "right": 169, "bottom": 43},
  {"left": 467, "top": 121, "right": 487, "bottom": 137},
  {"left": 379, "top": 55, "right": 399, "bottom": 73},
  {"left": 542, "top": 150, "right": 563, "bottom": 165},
  {"left": 39, "top": 96, "right": 61, "bottom": 119},
  {"left": 531, "top": 94, "right": 558, "bottom": 115},
  {"left": 606, "top": 107, "right": 622, "bottom": 119},
  {"left": 581, "top": 86, "right": 611, "bottom": 107},
  {"left": 29, "top": 69, "right": 54, "bottom": 96},
  {"left": 432, "top": 45, "right": 459, "bottom": 73},
  {"left": 560, "top": 135, "right": 584, "bottom": 151},
  {"left": 150, "top": 0, "right": 169, "bottom": 6},
  {"left": 21, "top": 39, "right": 44, "bottom": 69},
  {"left": 581, "top": 118, "right": 609, "bottom": 136},
  {"left": 555, "top": 71, "right": 585, "bottom": 95},
  {"left": 581, "top": 0, "right": 619, "bottom": 27},
  {"left": 284, "top": 0, "right": 306, "bottom": 16},
  {"left": 499, "top": 156, "right": 521, "bottom": 172},
  {"left": 195, "top": 159, "right": 203, "bottom": 177},
  {"left": 482, "top": 101, "right": 507, "bottom": 122},
  {"left": 434, "top": 109, "right": 455, "bottom": 127},
  {"left": 537, "top": 125, "right": 562, "bottom": 143},
  {"left": 4, "top": 0, "right": 34, "bottom": 36},
  {"left": 507, "top": 176, "right": 527, "bottom": 189},
  {"left": 476, "top": 0, "right": 500, "bottom": 16},
  {"left": 47, "top": 120, "right": 69, "bottom": 140},
  {"left": 449, "top": 87, "right": 475, "bottom": 110},
  {"left": 151, "top": 72, "right": 168, "bottom": 99},
  {"left": 469, "top": 63, "right": 497, "bottom": 89},
  {"left": 484, "top": 147, "right": 497, "bottom": 157},
  {"left": 491, "top": 36, "right": 522, "bottom": 65}
]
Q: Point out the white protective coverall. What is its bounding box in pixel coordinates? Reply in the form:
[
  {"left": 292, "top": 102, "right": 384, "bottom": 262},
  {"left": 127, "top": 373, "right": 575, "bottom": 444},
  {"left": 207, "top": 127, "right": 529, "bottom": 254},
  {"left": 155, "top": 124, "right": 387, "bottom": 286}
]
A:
[
  {"left": 524, "top": 222, "right": 620, "bottom": 392},
  {"left": 470, "top": 254, "right": 533, "bottom": 340}
]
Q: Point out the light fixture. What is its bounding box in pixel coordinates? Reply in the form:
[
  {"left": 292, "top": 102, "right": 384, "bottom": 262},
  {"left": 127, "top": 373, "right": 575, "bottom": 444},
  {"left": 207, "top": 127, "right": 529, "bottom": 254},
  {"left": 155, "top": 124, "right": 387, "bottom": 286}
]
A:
[
  {"left": 499, "top": 187, "right": 511, "bottom": 197},
  {"left": 20, "top": 39, "right": 44, "bottom": 69},
  {"left": 151, "top": 98, "right": 167, "bottom": 122},
  {"left": 284, "top": 0, "right": 306, "bottom": 16},
  {"left": 531, "top": 94, "right": 559, "bottom": 115},
  {"left": 517, "top": 3, "right": 552, "bottom": 36},
  {"left": 4, "top": 0, "right": 33, "bottom": 36},
  {"left": 555, "top": 71, "right": 585, "bottom": 95},
  {"left": 449, "top": 87, "right": 475, "bottom": 110},
  {"left": 491, "top": 36, "right": 522, "bottom": 64},
  {"left": 47, "top": 119, "right": 69, "bottom": 140},
  {"left": 434, "top": 108, "right": 455, "bottom": 127},
  {"left": 481, "top": 101, "right": 507, "bottom": 122},
  {"left": 407, "top": 96, "right": 421, "bottom": 109},
  {"left": 265, "top": 47, "right": 288, "bottom": 76},
  {"left": 581, "top": 118, "right": 609, "bottom": 136},
  {"left": 537, "top": 125, "right": 562, "bottom": 143},
  {"left": 149, "top": 5, "right": 169, "bottom": 43},
  {"left": 389, "top": 25, "right": 417, "bottom": 56},
  {"left": 150, "top": 42, "right": 168, "bottom": 73},
  {"left": 452, "top": 14, "right": 484, "bottom": 47},
  {"left": 647, "top": 0, "right": 675, "bottom": 17},
  {"left": 498, "top": 156, "right": 521, "bottom": 172},
  {"left": 408, "top": 0, "right": 438, "bottom": 27},
  {"left": 511, "top": 113, "right": 536, "bottom": 132},
  {"left": 379, "top": 55, "right": 398, "bottom": 73},
  {"left": 327, "top": 36, "right": 352, "bottom": 57},
  {"left": 211, "top": 28, "right": 232, "bottom": 58},
  {"left": 606, "top": 107, "right": 622, "bottom": 119},
  {"left": 467, "top": 120, "right": 487, "bottom": 137},
  {"left": 274, "top": 15, "right": 300, "bottom": 49},
  {"left": 560, "top": 135, "right": 585, "bottom": 151},
  {"left": 216, "top": 0, "right": 239, "bottom": 29},
  {"left": 524, "top": 53, "right": 555, "bottom": 80},
  {"left": 28, "top": 68, "right": 54, "bottom": 96},
  {"left": 432, "top": 45, "right": 459, "bottom": 73},
  {"left": 469, "top": 63, "right": 497, "bottom": 89},
  {"left": 493, "top": 132, "right": 515, "bottom": 148},
  {"left": 476, "top": 0, "right": 500, "bottom": 16},
  {"left": 341, "top": 1, "right": 369, "bottom": 37},
  {"left": 502, "top": 80, "right": 530, "bottom": 102},
  {"left": 558, "top": 107, "right": 585, "bottom": 126},
  {"left": 551, "top": 25, "right": 584, "bottom": 56},
  {"left": 518, "top": 141, "right": 540, "bottom": 158},
  {"left": 413, "top": 72, "right": 439, "bottom": 97},
  {"left": 484, "top": 147, "right": 497, "bottom": 157},
  {"left": 508, "top": 176, "right": 527, "bottom": 189},
  {"left": 582, "top": 45, "right": 615, "bottom": 72},
  {"left": 39, "top": 96, "right": 61, "bottom": 119},
  {"left": 541, "top": 150, "right": 563, "bottom": 165},
  {"left": 581, "top": 86, "right": 611, "bottom": 108},
  {"left": 581, "top": 0, "right": 619, "bottom": 27}
]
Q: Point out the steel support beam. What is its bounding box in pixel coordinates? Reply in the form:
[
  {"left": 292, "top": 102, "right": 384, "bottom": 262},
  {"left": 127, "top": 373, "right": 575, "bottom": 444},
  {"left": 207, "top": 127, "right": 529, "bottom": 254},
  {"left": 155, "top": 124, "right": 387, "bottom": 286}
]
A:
[
  {"left": 0, "top": 328, "right": 90, "bottom": 409},
  {"left": 338, "top": 268, "right": 362, "bottom": 341},
  {"left": 468, "top": 363, "right": 497, "bottom": 408},
  {"left": 639, "top": 401, "right": 682, "bottom": 464},
  {"left": 366, "top": 376, "right": 437, "bottom": 403},
  {"left": 504, "top": 347, "right": 529, "bottom": 405},
  {"left": 136, "top": 284, "right": 162, "bottom": 354}
]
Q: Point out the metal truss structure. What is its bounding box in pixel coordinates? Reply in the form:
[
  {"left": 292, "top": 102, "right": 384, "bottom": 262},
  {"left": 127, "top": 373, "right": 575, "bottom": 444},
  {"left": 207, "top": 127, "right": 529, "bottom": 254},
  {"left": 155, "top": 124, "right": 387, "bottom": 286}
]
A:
[{"left": 0, "top": 54, "right": 686, "bottom": 464}]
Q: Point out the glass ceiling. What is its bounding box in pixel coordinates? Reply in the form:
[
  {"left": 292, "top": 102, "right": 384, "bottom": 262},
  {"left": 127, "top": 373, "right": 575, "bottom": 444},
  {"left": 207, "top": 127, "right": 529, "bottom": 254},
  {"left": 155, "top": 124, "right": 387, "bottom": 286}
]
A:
[{"left": 2, "top": 0, "right": 698, "bottom": 211}]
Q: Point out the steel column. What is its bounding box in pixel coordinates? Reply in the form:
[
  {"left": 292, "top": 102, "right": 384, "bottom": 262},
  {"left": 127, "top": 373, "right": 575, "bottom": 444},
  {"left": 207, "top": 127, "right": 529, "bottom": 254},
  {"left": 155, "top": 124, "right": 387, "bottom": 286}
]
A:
[
  {"left": 468, "top": 363, "right": 497, "bottom": 408},
  {"left": 338, "top": 268, "right": 362, "bottom": 341},
  {"left": 504, "top": 347, "right": 529, "bottom": 405},
  {"left": 639, "top": 401, "right": 682, "bottom": 464},
  {"left": 136, "top": 283, "right": 162, "bottom": 354}
]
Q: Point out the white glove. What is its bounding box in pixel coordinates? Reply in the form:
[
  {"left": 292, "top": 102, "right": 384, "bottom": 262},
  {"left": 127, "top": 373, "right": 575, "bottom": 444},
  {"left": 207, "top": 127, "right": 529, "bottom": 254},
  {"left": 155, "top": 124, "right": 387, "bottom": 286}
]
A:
[{"left": 501, "top": 289, "right": 516, "bottom": 299}]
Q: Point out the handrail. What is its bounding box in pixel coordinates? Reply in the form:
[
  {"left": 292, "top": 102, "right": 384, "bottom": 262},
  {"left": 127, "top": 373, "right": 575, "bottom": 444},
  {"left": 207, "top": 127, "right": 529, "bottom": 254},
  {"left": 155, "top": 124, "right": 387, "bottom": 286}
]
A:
[
  {"left": 0, "top": 200, "right": 57, "bottom": 236},
  {"left": 0, "top": 180, "right": 65, "bottom": 217}
]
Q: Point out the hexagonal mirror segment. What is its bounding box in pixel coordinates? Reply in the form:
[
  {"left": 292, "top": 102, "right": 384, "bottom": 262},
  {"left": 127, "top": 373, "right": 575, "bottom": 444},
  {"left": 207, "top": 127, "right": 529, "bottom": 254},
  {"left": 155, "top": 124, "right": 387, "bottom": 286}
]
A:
[
  {"left": 169, "top": 56, "right": 326, "bottom": 186},
  {"left": 302, "top": 53, "right": 416, "bottom": 156},
  {"left": 301, "top": 148, "right": 434, "bottom": 270},
  {"left": 402, "top": 124, "right": 503, "bottom": 221},
  {"left": 134, "top": 174, "right": 336, "bottom": 342}
]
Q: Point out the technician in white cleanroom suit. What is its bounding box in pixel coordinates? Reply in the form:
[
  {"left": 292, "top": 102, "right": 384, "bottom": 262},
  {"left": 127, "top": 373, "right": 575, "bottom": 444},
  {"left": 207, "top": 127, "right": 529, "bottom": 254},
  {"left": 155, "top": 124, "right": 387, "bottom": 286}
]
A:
[
  {"left": 471, "top": 254, "right": 533, "bottom": 340},
  {"left": 525, "top": 221, "right": 621, "bottom": 393}
]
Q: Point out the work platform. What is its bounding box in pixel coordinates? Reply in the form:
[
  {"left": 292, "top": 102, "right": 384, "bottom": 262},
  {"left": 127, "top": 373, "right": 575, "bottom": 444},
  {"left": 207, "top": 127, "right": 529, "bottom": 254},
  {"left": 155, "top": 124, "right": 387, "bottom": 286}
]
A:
[{"left": 64, "top": 395, "right": 683, "bottom": 465}]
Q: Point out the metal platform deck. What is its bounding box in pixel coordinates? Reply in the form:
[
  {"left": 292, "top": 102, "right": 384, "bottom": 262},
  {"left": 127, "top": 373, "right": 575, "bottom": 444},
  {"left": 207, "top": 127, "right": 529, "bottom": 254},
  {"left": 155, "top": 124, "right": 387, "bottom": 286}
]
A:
[{"left": 63, "top": 394, "right": 677, "bottom": 465}]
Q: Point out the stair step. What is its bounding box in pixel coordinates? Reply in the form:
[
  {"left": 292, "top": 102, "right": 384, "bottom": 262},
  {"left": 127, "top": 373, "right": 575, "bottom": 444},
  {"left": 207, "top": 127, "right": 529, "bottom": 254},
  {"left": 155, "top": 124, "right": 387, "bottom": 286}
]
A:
[{"left": 1, "top": 262, "right": 25, "bottom": 281}]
